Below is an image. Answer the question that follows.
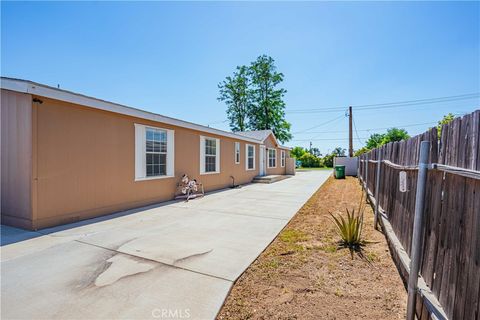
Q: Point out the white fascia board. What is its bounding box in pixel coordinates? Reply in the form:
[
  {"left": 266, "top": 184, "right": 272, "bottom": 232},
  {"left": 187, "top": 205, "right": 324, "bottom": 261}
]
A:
[{"left": 0, "top": 77, "right": 261, "bottom": 144}]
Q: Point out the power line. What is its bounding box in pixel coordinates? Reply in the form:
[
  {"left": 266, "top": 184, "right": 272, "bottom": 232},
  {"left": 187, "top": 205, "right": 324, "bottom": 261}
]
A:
[
  {"left": 286, "top": 93, "right": 479, "bottom": 114},
  {"left": 292, "top": 119, "right": 444, "bottom": 143},
  {"left": 291, "top": 137, "right": 369, "bottom": 142},
  {"left": 292, "top": 113, "right": 346, "bottom": 134},
  {"left": 351, "top": 96, "right": 478, "bottom": 111},
  {"left": 354, "top": 93, "right": 478, "bottom": 108},
  {"left": 352, "top": 116, "right": 364, "bottom": 145},
  {"left": 293, "top": 121, "right": 438, "bottom": 134}
]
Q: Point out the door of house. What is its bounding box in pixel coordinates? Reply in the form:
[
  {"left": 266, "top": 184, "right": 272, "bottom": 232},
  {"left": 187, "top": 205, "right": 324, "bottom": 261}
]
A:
[{"left": 259, "top": 146, "right": 266, "bottom": 176}]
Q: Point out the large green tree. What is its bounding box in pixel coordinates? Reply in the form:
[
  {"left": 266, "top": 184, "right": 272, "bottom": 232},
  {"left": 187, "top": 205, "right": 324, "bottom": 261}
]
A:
[
  {"left": 365, "top": 133, "right": 385, "bottom": 149},
  {"left": 248, "top": 55, "right": 292, "bottom": 143},
  {"left": 218, "top": 55, "right": 292, "bottom": 143},
  {"left": 358, "top": 128, "right": 410, "bottom": 155},
  {"left": 217, "top": 66, "right": 251, "bottom": 132},
  {"left": 381, "top": 128, "right": 410, "bottom": 144}
]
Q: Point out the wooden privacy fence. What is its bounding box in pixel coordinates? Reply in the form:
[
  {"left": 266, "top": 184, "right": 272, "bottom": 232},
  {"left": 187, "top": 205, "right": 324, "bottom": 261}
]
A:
[{"left": 358, "top": 110, "right": 480, "bottom": 320}]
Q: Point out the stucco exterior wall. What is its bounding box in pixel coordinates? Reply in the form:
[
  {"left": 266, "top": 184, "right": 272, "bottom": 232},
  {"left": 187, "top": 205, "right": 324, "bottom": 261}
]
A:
[
  {"left": 30, "top": 96, "right": 260, "bottom": 229},
  {"left": 1, "top": 90, "right": 33, "bottom": 229},
  {"left": 263, "top": 134, "right": 289, "bottom": 175}
]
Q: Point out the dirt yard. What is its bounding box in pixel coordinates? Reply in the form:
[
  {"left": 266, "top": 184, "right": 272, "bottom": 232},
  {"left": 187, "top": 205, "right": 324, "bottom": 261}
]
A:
[{"left": 217, "top": 176, "right": 407, "bottom": 320}]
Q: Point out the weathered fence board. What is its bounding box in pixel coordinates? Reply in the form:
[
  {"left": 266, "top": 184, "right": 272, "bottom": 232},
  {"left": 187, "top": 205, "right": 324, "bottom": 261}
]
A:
[{"left": 358, "top": 110, "right": 480, "bottom": 320}]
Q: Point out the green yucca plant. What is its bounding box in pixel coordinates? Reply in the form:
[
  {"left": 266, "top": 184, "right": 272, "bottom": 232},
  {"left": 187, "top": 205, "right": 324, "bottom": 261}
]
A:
[
  {"left": 329, "top": 191, "right": 367, "bottom": 257},
  {"left": 330, "top": 208, "right": 365, "bottom": 249}
]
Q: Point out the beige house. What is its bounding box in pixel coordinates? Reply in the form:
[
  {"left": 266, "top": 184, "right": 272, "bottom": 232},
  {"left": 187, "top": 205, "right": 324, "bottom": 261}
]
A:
[
  {"left": 236, "top": 130, "right": 292, "bottom": 176},
  {"left": 1, "top": 78, "right": 292, "bottom": 230}
]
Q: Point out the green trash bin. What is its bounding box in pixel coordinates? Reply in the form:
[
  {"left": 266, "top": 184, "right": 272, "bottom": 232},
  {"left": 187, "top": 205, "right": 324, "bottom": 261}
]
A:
[{"left": 334, "top": 165, "right": 345, "bottom": 179}]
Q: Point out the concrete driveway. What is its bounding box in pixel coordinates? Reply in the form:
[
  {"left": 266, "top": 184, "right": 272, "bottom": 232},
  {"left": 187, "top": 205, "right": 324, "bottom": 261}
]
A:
[{"left": 1, "top": 171, "right": 330, "bottom": 320}]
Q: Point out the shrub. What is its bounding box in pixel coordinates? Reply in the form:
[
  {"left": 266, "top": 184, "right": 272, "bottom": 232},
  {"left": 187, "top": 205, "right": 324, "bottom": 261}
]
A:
[
  {"left": 298, "top": 152, "right": 321, "bottom": 167},
  {"left": 354, "top": 146, "right": 370, "bottom": 157},
  {"left": 322, "top": 153, "right": 335, "bottom": 167},
  {"left": 290, "top": 146, "right": 307, "bottom": 159}
]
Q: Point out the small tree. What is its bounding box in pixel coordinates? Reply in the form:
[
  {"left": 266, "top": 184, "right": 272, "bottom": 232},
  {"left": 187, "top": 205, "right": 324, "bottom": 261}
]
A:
[
  {"left": 322, "top": 153, "right": 335, "bottom": 167},
  {"left": 354, "top": 146, "right": 370, "bottom": 157},
  {"left": 290, "top": 146, "right": 306, "bottom": 159},
  {"left": 437, "top": 113, "right": 455, "bottom": 137},
  {"left": 382, "top": 128, "right": 410, "bottom": 144},
  {"left": 322, "top": 147, "right": 346, "bottom": 167},
  {"left": 311, "top": 147, "right": 322, "bottom": 157},
  {"left": 332, "top": 147, "right": 346, "bottom": 157}
]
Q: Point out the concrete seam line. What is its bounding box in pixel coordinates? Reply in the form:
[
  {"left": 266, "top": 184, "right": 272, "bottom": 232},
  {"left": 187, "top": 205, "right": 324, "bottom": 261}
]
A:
[
  {"left": 73, "top": 239, "right": 234, "bottom": 283},
  {"left": 173, "top": 206, "right": 290, "bottom": 221}
]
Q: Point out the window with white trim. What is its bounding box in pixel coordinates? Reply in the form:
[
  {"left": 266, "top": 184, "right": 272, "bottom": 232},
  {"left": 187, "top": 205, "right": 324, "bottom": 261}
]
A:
[
  {"left": 246, "top": 144, "right": 255, "bottom": 170},
  {"left": 200, "top": 136, "right": 220, "bottom": 174},
  {"left": 234, "top": 142, "right": 240, "bottom": 164},
  {"left": 146, "top": 128, "right": 167, "bottom": 176},
  {"left": 134, "top": 124, "right": 174, "bottom": 180},
  {"left": 281, "top": 150, "right": 286, "bottom": 167},
  {"left": 268, "top": 148, "right": 277, "bottom": 168}
]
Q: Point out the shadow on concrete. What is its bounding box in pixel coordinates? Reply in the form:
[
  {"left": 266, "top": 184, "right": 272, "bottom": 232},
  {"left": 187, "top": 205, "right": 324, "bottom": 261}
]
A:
[
  {"left": 1, "top": 226, "right": 43, "bottom": 246},
  {"left": 0, "top": 186, "right": 246, "bottom": 247}
]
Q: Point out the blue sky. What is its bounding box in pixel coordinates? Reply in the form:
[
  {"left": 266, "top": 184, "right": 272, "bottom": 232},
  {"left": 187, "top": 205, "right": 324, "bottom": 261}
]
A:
[{"left": 2, "top": 1, "right": 479, "bottom": 153}]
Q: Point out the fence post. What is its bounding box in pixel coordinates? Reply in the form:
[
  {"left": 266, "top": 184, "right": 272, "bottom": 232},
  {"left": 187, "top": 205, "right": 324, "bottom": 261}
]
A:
[
  {"left": 365, "top": 154, "right": 369, "bottom": 193},
  {"left": 406, "top": 141, "right": 430, "bottom": 320},
  {"left": 357, "top": 156, "right": 360, "bottom": 180},
  {"left": 373, "top": 151, "right": 382, "bottom": 230}
]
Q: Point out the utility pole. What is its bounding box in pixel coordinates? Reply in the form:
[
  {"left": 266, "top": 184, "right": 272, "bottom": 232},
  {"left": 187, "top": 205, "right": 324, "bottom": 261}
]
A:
[
  {"left": 349, "top": 106, "right": 353, "bottom": 157},
  {"left": 309, "top": 141, "right": 312, "bottom": 153}
]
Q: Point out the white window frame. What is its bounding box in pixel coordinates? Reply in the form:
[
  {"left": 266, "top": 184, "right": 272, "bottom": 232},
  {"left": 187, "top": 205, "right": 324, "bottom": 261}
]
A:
[
  {"left": 200, "top": 136, "right": 220, "bottom": 175},
  {"left": 234, "top": 142, "right": 240, "bottom": 164},
  {"left": 246, "top": 144, "right": 256, "bottom": 170},
  {"left": 134, "top": 123, "right": 175, "bottom": 181},
  {"left": 281, "top": 150, "right": 286, "bottom": 167},
  {"left": 267, "top": 148, "right": 277, "bottom": 168}
]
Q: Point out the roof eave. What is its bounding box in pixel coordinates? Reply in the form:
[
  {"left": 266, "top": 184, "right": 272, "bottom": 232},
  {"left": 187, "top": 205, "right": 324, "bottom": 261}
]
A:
[{"left": 0, "top": 77, "right": 261, "bottom": 144}]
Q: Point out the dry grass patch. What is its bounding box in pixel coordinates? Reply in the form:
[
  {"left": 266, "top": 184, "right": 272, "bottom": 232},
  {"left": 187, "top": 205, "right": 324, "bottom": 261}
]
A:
[{"left": 217, "top": 176, "right": 407, "bottom": 320}]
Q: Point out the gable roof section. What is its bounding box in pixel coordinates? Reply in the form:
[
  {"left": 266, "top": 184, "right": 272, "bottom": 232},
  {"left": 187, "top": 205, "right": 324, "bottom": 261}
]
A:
[
  {"left": 236, "top": 130, "right": 291, "bottom": 150},
  {"left": 236, "top": 130, "right": 273, "bottom": 142},
  {"left": 0, "top": 77, "right": 261, "bottom": 144}
]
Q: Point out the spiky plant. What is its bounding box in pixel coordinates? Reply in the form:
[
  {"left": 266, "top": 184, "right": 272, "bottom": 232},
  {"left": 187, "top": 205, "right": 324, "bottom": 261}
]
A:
[
  {"left": 329, "top": 191, "right": 367, "bottom": 257},
  {"left": 330, "top": 208, "right": 365, "bottom": 249}
]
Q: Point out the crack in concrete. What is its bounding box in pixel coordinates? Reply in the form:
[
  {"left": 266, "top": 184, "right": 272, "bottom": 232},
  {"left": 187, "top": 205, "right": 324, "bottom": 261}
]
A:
[{"left": 173, "top": 249, "right": 213, "bottom": 265}]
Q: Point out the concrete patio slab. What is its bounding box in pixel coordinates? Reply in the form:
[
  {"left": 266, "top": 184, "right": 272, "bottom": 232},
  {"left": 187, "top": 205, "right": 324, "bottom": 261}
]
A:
[
  {"left": 2, "top": 240, "right": 230, "bottom": 320},
  {"left": 77, "top": 207, "right": 288, "bottom": 280},
  {"left": 1, "top": 171, "right": 331, "bottom": 319}
]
